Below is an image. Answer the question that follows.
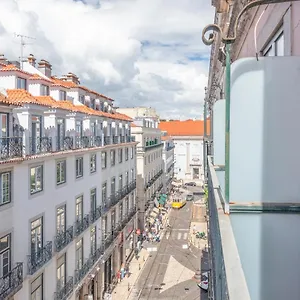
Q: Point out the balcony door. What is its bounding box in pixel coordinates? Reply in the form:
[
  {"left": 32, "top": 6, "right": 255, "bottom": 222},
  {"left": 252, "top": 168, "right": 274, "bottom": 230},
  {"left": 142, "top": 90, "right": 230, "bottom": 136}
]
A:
[
  {"left": 31, "top": 218, "right": 43, "bottom": 256},
  {"left": 57, "top": 118, "right": 65, "bottom": 150},
  {"left": 0, "top": 234, "right": 10, "bottom": 278},
  {"left": 31, "top": 116, "right": 42, "bottom": 154}
]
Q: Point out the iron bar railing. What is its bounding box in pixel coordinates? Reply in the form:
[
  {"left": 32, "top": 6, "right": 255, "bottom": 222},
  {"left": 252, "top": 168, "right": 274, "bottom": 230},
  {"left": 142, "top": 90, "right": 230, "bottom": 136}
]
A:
[
  {"left": 0, "top": 263, "right": 23, "bottom": 299},
  {"left": 54, "top": 276, "right": 74, "bottom": 300},
  {"left": 56, "top": 136, "right": 74, "bottom": 151},
  {"left": 75, "top": 136, "right": 90, "bottom": 149},
  {"left": 90, "top": 136, "right": 102, "bottom": 147},
  {"left": 0, "top": 137, "right": 23, "bottom": 160},
  {"left": 74, "top": 215, "right": 90, "bottom": 236},
  {"left": 27, "top": 241, "right": 53, "bottom": 275},
  {"left": 54, "top": 226, "right": 74, "bottom": 252},
  {"left": 29, "top": 137, "right": 52, "bottom": 155},
  {"left": 104, "top": 136, "right": 111, "bottom": 145},
  {"left": 112, "top": 136, "right": 119, "bottom": 144}
]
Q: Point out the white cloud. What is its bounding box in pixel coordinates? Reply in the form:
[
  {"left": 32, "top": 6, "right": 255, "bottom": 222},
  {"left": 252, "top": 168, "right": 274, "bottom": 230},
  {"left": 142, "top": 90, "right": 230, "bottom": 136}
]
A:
[{"left": 1, "top": 0, "right": 214, "bottom": 119}]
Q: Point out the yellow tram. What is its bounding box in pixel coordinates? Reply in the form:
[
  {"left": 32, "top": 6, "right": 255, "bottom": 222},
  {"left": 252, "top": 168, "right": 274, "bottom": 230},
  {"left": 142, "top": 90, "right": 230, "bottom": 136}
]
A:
[{"left": 172, "top": 198, "right": 187, "bottom": 209}]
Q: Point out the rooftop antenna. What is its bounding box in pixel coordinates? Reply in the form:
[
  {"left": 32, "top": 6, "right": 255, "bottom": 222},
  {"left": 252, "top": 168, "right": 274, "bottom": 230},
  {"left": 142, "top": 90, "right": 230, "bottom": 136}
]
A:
[{"left": 14, "top": 33, "right": 36, "bottom": 69}]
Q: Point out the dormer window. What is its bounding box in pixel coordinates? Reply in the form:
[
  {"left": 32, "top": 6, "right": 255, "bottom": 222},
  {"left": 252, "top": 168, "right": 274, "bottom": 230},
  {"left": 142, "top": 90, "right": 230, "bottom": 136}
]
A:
[
  {"left": 41, "top": 85, "right": 50, "bottom": 96},
  {"left": 100, "top": 102, "right": 104, "bottom": 111},
  {"left": 79, "top": 95, "right": 85, "bottom": 104},
  {"left": 59, "top": 91, "right": 66, "bottom": 100},
  {"left": 17, "top": 77, "right": 27, "bottom": 90},
  {"left": 91, "top": 99, "right": 96, "bottom": 109}
]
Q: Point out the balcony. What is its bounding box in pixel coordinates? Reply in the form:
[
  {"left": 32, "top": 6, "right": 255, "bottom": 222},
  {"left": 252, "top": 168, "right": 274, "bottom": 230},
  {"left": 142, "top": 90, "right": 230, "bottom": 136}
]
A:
[
  {"left": 54, "top": 226, "right": 74, "bottom": 252},
  {"left": 103, "top": 234, "right": 113, "bottom": 252},
  {"left": 75, "top": 136, "right": 90, "bottom": 149},
  {"left": 113, "top": 136, "right": 119, "bottom": 144},
  {"left": 104, "top": 136, "right": 111, "bottom": 145},
  {"left": 74, "top": 215, "right": 90, "bottom": 236},
  {"left": 165, "top": 144, "right": 175, "bottom": 151},
  {"left": 145, "top": 140, "right": 163, "bottom": 151},
  {"left": 0, "top": 263, "right": 23, "bottom": 299},
  {"left": 0, "top": 137, "right": 23, "bottom": 160},
  {"left": 120, "top": 136, "right": 125, "bottom": 143},
  {"left": 29, "top": 137, "right": 52, "bottom": 155},
  {"left": 27, "top": 241, "right": 53, "bottom": 275},
  {"left": 56, "top": 136, "right": 74, "bottom": 151},
  {"left": 90, "top": 206, "right": 102, "bottom": 223},
  {"left": 54, "top": 277, "right": 74, "bottom": 300},
  {"left": 90, "top": 136, "right": 102, "bottom": 147}
]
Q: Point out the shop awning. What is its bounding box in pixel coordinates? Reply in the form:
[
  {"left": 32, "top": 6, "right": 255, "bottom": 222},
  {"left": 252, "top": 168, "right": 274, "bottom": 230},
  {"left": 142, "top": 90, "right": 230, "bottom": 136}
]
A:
[{"left": 158, "top": 194, "right": 168, "bottom": 205}]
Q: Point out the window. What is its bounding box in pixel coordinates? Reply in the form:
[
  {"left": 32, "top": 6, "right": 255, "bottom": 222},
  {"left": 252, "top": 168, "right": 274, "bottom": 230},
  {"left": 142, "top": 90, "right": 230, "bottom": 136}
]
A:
[
  {"left": 90, "top": 226, "right": 96, "bottom": 254},
  {"left": 263, "top": 27, "right": 284, "bottom": 57},
  {"left": 76, "top": 196, "right": 83, "bottom": 221},
  {"left": 31, "top": 274, "right": 43, "bottom": 300},
  {"left": 102, "top": 183, "right": 107, "bottom": 206},
  {"left": 56, "top": 160, "right": 66, "bottom": 185},
  {"left": 41, "top": 85, "right": 50, "bottom": 96},
  {"left": 79, "top": 95, "right": 85, "bottom": 104},
  {"left": 17, "top": 77, "right": 27, "bottom": 90},
  {"left": 56, "top": 205, "right": 65, "bottom": 233},
  {"left": 125, "top": 148, "right": 129, "bottom": 161},
  {"left": 90, "top": 154, "right": 96, "bottom": 173},
  {"left": 0, "top": 234, "right": 10, "bottom": 278},
  {"left": 0, "top": 172, "right": 11, "bottom": 205},
  {"left": 75, "top": 157, "right": 83, "bottom": 178},
  {"left": 118, "top": 148, "right": 123, "bottom": 163},
  {"left": 111, "top": 177, "right": 116, "bottom": 194},
  {"left": 75, "top": 120, "right": 83, "bottom": 137},
  {"left": 30, "top": 166, "right": 43, "bottom": 194},
  {"left": 57, "top": 254, "right": 66, "bottom": 288},
  {"left": 131, "top": 169, "right": 134, "bottom": 181},
  {"left": 31, "top": 217, "right": 43, "bottom": 254},
  {"left": 119, "top": 203, "right": 123, "bottom": 221},
  {"left": 125, "top": 171, "right": 129, "bottom": 185},
  {"left": 119, "top": 174, "right": 123, "bottom": 191},
  {"left": 101, "top": 152, "right": 107, "bottom": 169},
  {"left": 75, "top": 239, "right": 83, "bottom": 270},
  {"left": 130, "top": 147, "right": 134, "bottom": 159},
  {"left": 90, "top": 188, "right": 96, "bottom": 212},
  {"left": 59, "top": 90, "right": 66, "bottom": 100},
  {"left": 110, "top": 150, "right": 115, "bottom": 166}
]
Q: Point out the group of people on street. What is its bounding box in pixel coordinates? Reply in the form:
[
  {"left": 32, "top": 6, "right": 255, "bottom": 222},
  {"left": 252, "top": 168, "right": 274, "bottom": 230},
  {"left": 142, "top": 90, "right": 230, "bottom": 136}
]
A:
[{"left": 116, "top": 262, "right": 130, "bottom": 282}]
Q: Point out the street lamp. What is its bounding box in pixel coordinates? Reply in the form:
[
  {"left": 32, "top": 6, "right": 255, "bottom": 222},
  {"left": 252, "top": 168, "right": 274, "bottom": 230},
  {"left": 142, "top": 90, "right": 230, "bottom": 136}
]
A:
[{"left": 202, "top": 0, "right": 300, "bottom": 210}]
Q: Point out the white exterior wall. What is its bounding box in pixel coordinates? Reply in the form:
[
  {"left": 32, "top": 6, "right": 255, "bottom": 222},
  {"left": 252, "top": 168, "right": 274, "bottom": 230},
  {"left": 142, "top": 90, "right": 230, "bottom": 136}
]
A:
[
  {"left": 28, "top": 83, "right": 41, "bottom": 96},
  {"left": 173, "top": 136, "right": 203, "bottom": 182},
  {"left": 162, "top": 139, "right": 175, "bottom": 192},
  {"left": 0, "top": 74, "right": 17, "bottom": 89}
]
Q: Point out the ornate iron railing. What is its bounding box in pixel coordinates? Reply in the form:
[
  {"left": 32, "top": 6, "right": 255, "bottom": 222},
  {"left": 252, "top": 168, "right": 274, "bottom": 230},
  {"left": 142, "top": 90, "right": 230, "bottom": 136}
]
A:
[
  {"left": 28, "top": 241, "right": 53, "bottom": 275},
  {"left": 0, "top": 263, "right": 23, "bottom": 299},
  {"left": 29, "top": 137, "right": 52, "bottom": 155},
  {"left": 90, "top": 205, "right": 102, "bottom": 223},
  {"left": 90, "top": 136, "right": 102, "bottom": 147},
  {"left": 56, "top": 136, "right": 74, "bottom": 151},
  {"left": 104, "top": 136, "right": 111, "bottom": 145},
  {"left": 112, "top": 136, "right": 119, "bottom": 144},
  {"left": 120, "top": 136, "right": 125, "bottom": 143},
  {"left": 54, "top": 226, "right": 74, "bottom": 252},
  {"left": 75, "top": 136, "right": 90, "bottom": 149},
  {"left": 130, "top": 136, "right": 136, "bottom": 142},
  {"left": 0, "top": 137, "right": 23, "bottom": 160},
  {"left": 74, "top": 215, "right": 90, "bottom": 236},
  {"left": 165, "top": 144, "right": 175, "bottom": 151},
  {"left": 54, "top": 276, "right": 74, "bottom": 300}
]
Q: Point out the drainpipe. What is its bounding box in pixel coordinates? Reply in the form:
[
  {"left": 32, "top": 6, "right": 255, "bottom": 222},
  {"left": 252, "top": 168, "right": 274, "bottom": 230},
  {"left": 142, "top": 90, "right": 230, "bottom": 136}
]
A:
[{"left": 224, "top": 43, "right": 231, "bottom": 209}]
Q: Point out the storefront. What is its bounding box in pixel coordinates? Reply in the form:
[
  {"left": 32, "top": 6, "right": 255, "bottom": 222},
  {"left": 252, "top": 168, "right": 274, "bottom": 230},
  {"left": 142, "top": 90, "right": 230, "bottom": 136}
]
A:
[
  {"left": 104, "top": 255, "right": 112, "bottom": 292},
  {"left": 125, "top": 219, "right": 134, "bottom": 261}
]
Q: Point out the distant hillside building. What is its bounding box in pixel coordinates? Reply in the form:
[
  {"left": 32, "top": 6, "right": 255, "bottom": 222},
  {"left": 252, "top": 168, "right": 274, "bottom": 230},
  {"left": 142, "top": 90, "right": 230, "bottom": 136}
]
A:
[{"left": 159, "top": 119, "right": 210, "bottom": 182}]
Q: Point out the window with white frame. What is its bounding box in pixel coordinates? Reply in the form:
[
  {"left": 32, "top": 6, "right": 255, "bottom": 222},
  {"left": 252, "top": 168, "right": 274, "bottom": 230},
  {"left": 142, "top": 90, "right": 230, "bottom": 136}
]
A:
[
  {"left": 0, "top": 234, "right": 10, "bottom": 278},
  {"left": 102, "top": 183, "right": 107, "bottom": 206},
  {"left": 17, "top": 77, "right": 27, "bottom": 90},
  {"left": 90, "top": 188, "right": 96, "bottom": 212},
  {"left": 75, "top": 239, "right": 83, "bottom": 270},
  {"left": 56, "top": 160, "right": 66, "bottom": 185},
  {"left": 262, "top": 27, "right": 284, "bottom": 57},
  {"left": 75, "top": 157, "right": 83, "bottom": 178},
  {"left": 41, "top": 85, "right": 50, "bottom": 96},
  {"left": 90, "top": 154, "right": 96, "bottom": 173},
  {"left": 90, "top": 226, "right": 96, "bottom": 254},
  {"left": 75, "top": 196, "right": 83, "bottom": 221},
  {"left": 31, "top": 217, "right": 43, "bottom": 254},
  {"left": 101, "top": 152, "right": 107, "bottom": 169},
  {"left": 130, "top": 147, "right": 134, "bottom": 159},
  {"left": 125, "top": 147, "right": 129, "bottom": 161},
  {"left": 56, "top": 205, "right": 65, "bottom": 233},
  {"left": 110, "top": 150, "right": 115, "bottom": 166},
  {"left": 0, "top": 172, "right": 11, "bottom": 206},
  {"left": 59, "top": 90, "right": 66, "bottom": 101},
  {"left": 118, "top": 148, "right": 123, "bottom": 163},
  {"left": 30, "top": 166, "right": 43, "bottom": 194},
  {"left": 31, "top": 273, "right": 43, "bottom": 300},
  {"left": 57, "top": 254, "right": 66, "bottom": 288}
]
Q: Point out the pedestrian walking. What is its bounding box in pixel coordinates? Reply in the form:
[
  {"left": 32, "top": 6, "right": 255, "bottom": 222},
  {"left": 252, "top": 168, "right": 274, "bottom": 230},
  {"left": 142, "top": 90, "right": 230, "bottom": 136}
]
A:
[
  {"left": 125, "top": 262, "right": 130, "bottom": 277},
  {"left": 120, "top": 263, "right": 125, "bottom": 280},
  {"left": 193, "top": 224, "right": 196, "bottom": 235},
  {"left": 116, "top": 270, "right": 121, "bottom": 283}
]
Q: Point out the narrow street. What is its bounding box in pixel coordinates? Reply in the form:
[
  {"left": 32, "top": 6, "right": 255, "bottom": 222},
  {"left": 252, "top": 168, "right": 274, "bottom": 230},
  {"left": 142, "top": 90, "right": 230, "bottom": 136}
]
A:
[{"left": 129, "top": 193, "right": 208, "bottom": 300}]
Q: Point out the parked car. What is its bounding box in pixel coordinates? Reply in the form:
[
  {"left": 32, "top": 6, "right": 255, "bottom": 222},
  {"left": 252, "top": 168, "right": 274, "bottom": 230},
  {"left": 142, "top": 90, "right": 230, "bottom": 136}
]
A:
[
  {"left": 186, "top": 194, "right": 194, "bottom": 201},
  {"left": 184, "top": 182, "right": 196, "bottom": 186},
  {"left": 198, "top": 272, "right": 209, "bottom": 291}
]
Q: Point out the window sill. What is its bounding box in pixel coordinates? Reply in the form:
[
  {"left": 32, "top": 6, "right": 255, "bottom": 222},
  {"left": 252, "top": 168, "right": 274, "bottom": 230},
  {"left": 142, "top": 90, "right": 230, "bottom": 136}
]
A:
[{"left": 0, "top": 201, "right": 13, "bottom": 212}]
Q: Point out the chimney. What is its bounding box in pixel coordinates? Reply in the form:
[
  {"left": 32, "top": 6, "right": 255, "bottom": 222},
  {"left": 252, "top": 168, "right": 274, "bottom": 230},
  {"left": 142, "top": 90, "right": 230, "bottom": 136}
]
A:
[
  {"left": 66, "top": 72, "right": 80, "bottom": 85},
  {"left": 28, "top": 54, "right": 36, "bottom": 67},
  {"left": 38, "top": 59, "right": 52, "bottom": 78},
  {"left": 0, "top": 54, "right": 8, "bottom": 65}
]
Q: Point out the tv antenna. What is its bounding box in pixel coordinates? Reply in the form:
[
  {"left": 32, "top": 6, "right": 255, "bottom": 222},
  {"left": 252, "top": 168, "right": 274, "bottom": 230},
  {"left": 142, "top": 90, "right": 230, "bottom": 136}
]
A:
[{"left": 14, "top": 33, "right": 36, "bottom": 69}]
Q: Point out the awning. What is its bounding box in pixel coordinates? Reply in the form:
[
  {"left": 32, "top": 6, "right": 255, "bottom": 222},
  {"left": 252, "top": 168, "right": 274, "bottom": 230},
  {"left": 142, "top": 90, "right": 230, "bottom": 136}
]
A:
[
  {"left": 147, "top": 217, "right": 155, "bottom": 224},
  {"left": 153, "top": 207, "right": 160, "bottom": 214},
  {"left": 150, "top": 211, "right": 158, "bottom": 218},
  {"left": 158, "top": 194, "right": 168, "bottom": 205}
]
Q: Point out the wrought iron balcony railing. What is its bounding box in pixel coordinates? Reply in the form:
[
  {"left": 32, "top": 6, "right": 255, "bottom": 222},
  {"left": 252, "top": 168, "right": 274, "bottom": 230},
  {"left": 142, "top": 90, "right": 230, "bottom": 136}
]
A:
[
  {"left": 75, "top": 136, "right": 90, "bottom": 149},
  {"left": 103, "top": 234, "right": 113, "bottom": 251},
  {"left": 56, "top": 136, "right": 74, "bottom": 151},
  {"left": 165, "top": 144, "right": 175, "bottom": 151},
  {"left": 104, "top": 136, "right": 111, "bottom": 145},
  {"left": 74, "top": 215, "right": 90, "bottom": 236},
  {"left": 54, "top": 226, "right": 74, "bottom": 252},
  {"left": 0, "top": 137, "right": 23, "bottom": 160},
  {"left": 145, "top": 140, "right": 163, "bottom": 150},
  {"left": 54, "top": 277, "right": 74, "bottom": 300},
  {"left": 90, "top": 206, "right": 102, "bottom": 223},
  {"left": 90, "top": 136, "right": 102, "bottom": 147},
  {"left": 112, "top": 136, "right": 119, "bottom": 144},
  {"left": 0, "top": 263, "right": 23, "bottom": 299},
  {"left": 29, "top": 137, "right": 52, "bottom": 155},
  {"left": 120, "top": 136, "right": 125, "bottom": 143},
  {"left": 130, "top": 136, "right": 135, "bottom": 142},
  {"left": 28, "top": 241, "right": 53, "bottom": 275}
]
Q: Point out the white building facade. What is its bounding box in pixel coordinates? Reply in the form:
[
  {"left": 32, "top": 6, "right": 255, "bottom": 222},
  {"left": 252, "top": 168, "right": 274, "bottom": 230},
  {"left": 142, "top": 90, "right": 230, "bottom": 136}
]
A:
[
  {"left": 116, "top": 108, "right": 164, "bottom": 231},
  {"left": 0, "top": 55, "right": 138, "bottom": 300},
  {"left": 161, "top": 135, "right": 175, "bottom": 193}
]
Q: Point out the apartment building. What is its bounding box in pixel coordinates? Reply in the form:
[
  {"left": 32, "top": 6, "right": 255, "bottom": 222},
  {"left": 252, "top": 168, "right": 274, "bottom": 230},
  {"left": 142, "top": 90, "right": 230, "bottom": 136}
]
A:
[
  {"left": 205, "top": 1, "right": 300, "bottom": 299},
  {"left": 161, "top": 133, "right": 175, "bottom": 193},
  {"left": 159, "top": 120, "right": 208, "bottom": 183},
  {"left": 0, "top": 55, "right": 138, "bottom": 300},
  {"left": 116, "top": 107, "right": 164, "bottom": 231}
]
